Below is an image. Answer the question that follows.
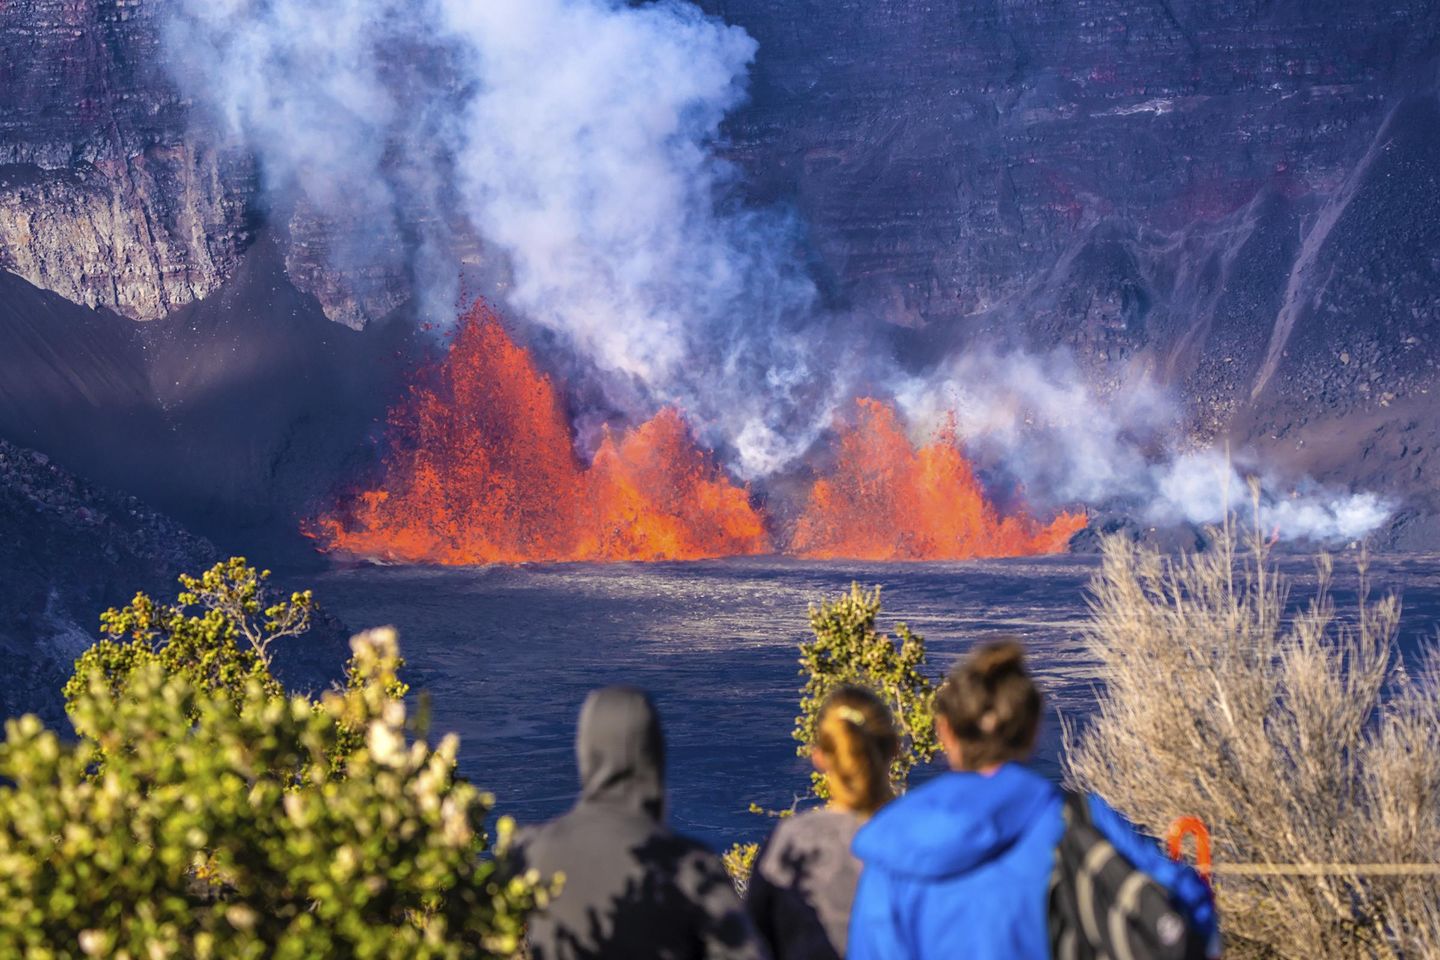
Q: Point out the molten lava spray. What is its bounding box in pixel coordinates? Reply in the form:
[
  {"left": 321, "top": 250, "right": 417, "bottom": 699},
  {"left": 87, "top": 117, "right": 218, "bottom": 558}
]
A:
[
  {"left": 307, "top": 302, "right": 769, "bottom": 563},
  {"left": 790, "top": 399, "right": 1086, "bottom": 561},
  {"left": 310, "top": 306, "right": 1085, "bottom": 564}
]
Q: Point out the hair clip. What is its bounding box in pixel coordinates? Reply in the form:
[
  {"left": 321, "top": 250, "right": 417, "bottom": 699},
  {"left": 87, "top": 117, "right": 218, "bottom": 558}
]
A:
[{"left": 834, "top": 705, "right": 867, "bottom": 728}]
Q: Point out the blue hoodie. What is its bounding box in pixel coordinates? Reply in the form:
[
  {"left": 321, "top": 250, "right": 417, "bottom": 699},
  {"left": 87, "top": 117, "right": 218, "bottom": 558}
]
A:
[{"left": 848, "top": 764, "right": 1216, "bottom": 960}]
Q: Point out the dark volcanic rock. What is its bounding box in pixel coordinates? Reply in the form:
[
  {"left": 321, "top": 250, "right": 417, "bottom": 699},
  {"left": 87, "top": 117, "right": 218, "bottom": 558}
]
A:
[
  {"left": 0, "top": 437, "right": 356, "bottom": 723},
  {"left": 707, "top": 0, "right": 1439, "bottom": 338},
  {"left": 1066, "top": 509, "right": 1212, "bottom": 556},
  {"left": 0, "top": 245, "right": 421, "bottom": 558},
  {"left": 128, "top": 237, "right": 422, "bottom": 554},
  {"left": 0, "top": 269, "right": 168, "bottom": 488},
  {"left": 1234, "top": 96, "right": 1440, "bottom": 519},
  {"left": 0, "top": 437, "right": 214, "bottom": 722}
]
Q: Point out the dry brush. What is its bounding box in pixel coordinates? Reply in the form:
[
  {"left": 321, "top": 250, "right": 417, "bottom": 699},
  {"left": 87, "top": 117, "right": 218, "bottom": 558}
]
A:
[{"left": 1066, "top": 527, "right": 1440, "bottom": 958}]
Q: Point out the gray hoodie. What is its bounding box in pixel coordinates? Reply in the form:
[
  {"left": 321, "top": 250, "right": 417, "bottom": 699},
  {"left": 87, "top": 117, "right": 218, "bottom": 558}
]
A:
[{"left": 516, "top": 686, "right": 770, "bottom": 960}]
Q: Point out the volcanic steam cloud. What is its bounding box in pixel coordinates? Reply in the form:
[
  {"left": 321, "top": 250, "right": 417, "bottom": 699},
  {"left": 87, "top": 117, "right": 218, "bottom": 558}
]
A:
[{"left": 309, "top": 303, "right": 1083, "bottom": 563}]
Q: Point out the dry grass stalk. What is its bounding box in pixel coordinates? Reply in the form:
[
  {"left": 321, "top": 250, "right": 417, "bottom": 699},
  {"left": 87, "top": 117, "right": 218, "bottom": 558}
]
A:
[{"left": 1065, "top": 522, "right": 1440, "bottom": 958}]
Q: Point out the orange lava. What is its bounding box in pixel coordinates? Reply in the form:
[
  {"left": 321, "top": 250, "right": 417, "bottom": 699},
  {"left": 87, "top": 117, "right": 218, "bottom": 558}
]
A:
[
  {"left": 790, "top": 398, "right": 1086, "bottom": 560},
  {"left": 306, "top": 302, "right": 769, "bottom": 563}
]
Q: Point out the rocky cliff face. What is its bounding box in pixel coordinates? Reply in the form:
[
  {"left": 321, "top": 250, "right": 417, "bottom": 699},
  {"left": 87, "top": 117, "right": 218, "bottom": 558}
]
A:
[
  {"left": 0, "top": 144, "right": 253, "bottom": 321},
  {"left": 707, "top": 0, "right": 1438, "bottom": 338},
  {"left": 702, "top": 0, "right": 1440, "bottom": 517},
  {"left": 1, "top": 0, "right": 1438, "bottom": 530},
  {"left": 0, "top": 0, "right": 411, "bottom": 327},
  {"left": 0, "top": 0, "right": 255, "bottom": 320}
]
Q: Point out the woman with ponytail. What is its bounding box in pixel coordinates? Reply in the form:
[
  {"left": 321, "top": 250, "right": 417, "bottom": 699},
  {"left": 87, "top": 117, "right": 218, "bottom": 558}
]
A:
[
  {"left": 746, "top": 686, "right": 899, "bottom": 960},
  {"left": 847, "top": 640, "right": 1217, "bottom": 960}
]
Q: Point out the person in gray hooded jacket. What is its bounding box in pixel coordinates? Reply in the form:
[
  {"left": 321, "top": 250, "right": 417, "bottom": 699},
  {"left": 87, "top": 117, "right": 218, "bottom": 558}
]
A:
[{"left": 515, "top": 686, "right": 770, "bottom": 960}]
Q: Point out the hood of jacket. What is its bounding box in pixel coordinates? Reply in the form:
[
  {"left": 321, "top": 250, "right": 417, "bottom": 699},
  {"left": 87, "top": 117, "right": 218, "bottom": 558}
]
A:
[
  {"left": 575, "top": 685, "right": 666, "bottom": 820},
  {"left": 852, "top": 763, "right": 1060, "bottom": 880}
]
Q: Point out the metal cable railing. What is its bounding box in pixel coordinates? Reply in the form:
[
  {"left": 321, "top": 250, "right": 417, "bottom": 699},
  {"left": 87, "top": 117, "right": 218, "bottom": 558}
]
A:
[
  {"left": 1166, "top": 816, "right": 1440, "bottom": 880},
  {"left": 1210, "top": 863, "right": 1440, "bottom": 877}
]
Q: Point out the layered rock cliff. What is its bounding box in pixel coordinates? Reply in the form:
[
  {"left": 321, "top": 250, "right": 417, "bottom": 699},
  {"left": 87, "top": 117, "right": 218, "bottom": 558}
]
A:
[
  {"left": 1, "top": 0, "right": 1438, "bottom": 536},
  {"left": 702, "top": 0, "right": 1440, "bottom": 518},
  {"left": 0, "top": 0, "right": 412, "bottom": 327},
  {"left": 0, "top": 0, "right": 254, "bottom": 320}
]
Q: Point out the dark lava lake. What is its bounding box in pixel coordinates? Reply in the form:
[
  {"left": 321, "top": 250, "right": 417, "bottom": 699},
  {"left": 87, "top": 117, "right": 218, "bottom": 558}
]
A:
[{"left": 313, "top": 554, "right": 1440, "bottom": 849}]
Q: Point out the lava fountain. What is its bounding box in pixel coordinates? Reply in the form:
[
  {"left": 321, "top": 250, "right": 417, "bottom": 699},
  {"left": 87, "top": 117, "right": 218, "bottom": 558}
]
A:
[
  {"left": 309, "top": 304, "right": 1087, "bottom": 564},
  {"left": 306, "top": 302, "right": 770, "bottom": 562},
  {"left": 790, "top": 398, "right": 1086, "bottom": 560}
]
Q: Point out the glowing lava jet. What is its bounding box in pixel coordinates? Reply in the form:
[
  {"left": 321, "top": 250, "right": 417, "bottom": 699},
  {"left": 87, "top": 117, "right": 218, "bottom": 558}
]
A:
[
  {"left": 309, "top": 304, "right": 1084, "bottom": 564},
  {"left": 790, "top": 398, "right": 1086, "bottom": 561},
  {"left": 306, "top": 302, "right": 770, "bottom": 563}
]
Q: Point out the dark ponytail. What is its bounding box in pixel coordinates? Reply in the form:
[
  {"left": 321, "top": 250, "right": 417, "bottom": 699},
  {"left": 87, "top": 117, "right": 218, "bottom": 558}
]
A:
[{"left": 933, "top": 639, "right": 1041, "bottom": 769}]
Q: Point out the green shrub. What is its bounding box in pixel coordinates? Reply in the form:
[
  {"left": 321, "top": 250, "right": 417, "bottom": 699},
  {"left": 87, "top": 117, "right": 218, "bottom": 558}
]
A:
[
  {"left": 728, "top": 583, "right": 940, "bottom": 891},
  {"left": 794, "top": 583, "right": 938, "bottom": 799},
  {"left": 0, "top": 627, "right": 547, "bottom": 959},
  {"left": 64, "top": 558, "right": 408, "bottom": 778},
  {"left": 64, "top": 557, "right": 314, "bottom": 719},
  {"left": 2, "top": 558, "right": 547, "bottom": 957}
]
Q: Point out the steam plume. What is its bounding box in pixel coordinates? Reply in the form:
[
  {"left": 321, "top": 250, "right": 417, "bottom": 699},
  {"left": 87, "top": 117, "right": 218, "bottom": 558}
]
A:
[
  {"left": 897, "top": 351, "right": 1392, "bottom": 543},
  {"left": 164, "top": 0, "right": 1392, "bottom": 543},
  {"left": 163, "top": 0, "right": 839, "bottom": 477}
]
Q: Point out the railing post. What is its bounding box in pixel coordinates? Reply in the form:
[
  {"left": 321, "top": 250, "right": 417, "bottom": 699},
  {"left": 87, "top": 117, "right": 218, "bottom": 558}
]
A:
[{"left": 1167, "top": 815, "right": 1212, "bottom": 884}]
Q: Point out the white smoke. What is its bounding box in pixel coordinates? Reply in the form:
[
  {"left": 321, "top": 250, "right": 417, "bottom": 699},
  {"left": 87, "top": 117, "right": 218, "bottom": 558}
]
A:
[
  {"left": 162, "top": 0, "right": 1394, "bottom": 541},
  {"left": 897, "top": 351, "right": 1392, "bottom": 544},
  {"left": 163, "top": 0, "right": 839, "bottom": 477},
  {"left": 1145, "top": 452, "right": 1391, "bottom": 543},
  {"left": 164, "top": 0, "right": 468, "bottom": 322}
]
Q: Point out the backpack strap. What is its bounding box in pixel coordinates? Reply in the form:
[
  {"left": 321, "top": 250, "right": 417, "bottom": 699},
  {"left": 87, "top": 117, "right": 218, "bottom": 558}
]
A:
[
  {"left": 1061, "top": 788, "right": 1091, "bottom": 828},
  {"left": 1051, "top": 789, "right": 1092, "bottom": 960}
]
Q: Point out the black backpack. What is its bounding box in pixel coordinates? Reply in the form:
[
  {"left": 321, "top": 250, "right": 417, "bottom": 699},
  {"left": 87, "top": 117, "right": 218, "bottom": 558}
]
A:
[{"left": 1048, "top": 791, "right": 1208, "bottom": 960}]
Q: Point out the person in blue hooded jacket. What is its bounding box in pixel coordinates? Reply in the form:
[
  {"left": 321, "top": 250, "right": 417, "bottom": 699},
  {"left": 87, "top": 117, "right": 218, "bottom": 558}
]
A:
[{"left": 848, "top": 640, "right": 1218, "bottom": 960}]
